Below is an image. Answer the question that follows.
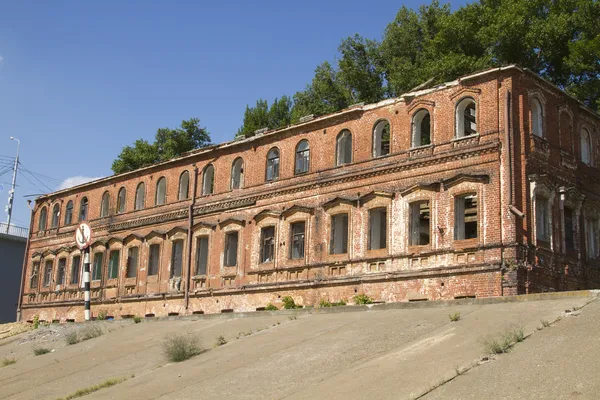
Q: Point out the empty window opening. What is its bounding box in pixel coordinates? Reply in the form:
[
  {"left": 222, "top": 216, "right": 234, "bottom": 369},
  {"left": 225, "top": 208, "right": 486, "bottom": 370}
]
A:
[
  {"left": 587, "top": 218, "right": 600, "bottom": 260},
  {"left": 127, "top": 247, "right": 139, "bottom": 278},
  {"left": 155, "top": 177, "right": 167, "bottom": 205},
  {"left": 368, "top": 208, "right": 387, "bottom": 250},
  {"left": 224, "top": 232, "right": 239, "bottom": 267},
  {"left": 145, "top": 313, "right": 156, "bottom": 318},
  {"left": 410, "top": 201, "right": 431, "bottom": 245},
  {"left": 412, "top": 109, "right": 431, "bottom": 147},
  {"left": 168, "top": 312, "right": 180, "bottom": 316},
  {"left": 117, "top": 187, "right": 126, "bottom": 213},
  {"left": 135, "top": 183, "right": 145, "bottom": 210},
  {"left": 456, "top": 98, "right": 477, "bottom": 138},
  {"left": 531, "top": 98, "right": 544, "bottom": 137},
  {"left": 195, "top": 236, "right": 209, "bottom": 275},
  {"left": 64, "top": 201, "right": 73, "bottom": 225},
  {"left": 92, "top": 252, "right": 103, "bottom": 281},
  {"left": 57, "top": 258, "right": 66, "bottom": 286},
  {"left": 30, "top": 262, "right": 40, "bottom": 289},
  {"left": 51, "top": 204, "right": 60, "bottom": 228},
  {"left": 565, "top": 207, "right": 575, "bottom": 252},
  {"left": 202, "top": 165, "right": 215, "bottom": 195},
  {"left": 71, "top": 255, "right": 81, "bottom": 285},
  {"left": 455, "top": 194, "right": 478, "bottom": 240},
  {"left": 536, "top": 196, "right": 551, "bottom": 242},
  {"left": 581, "top": 128, "right": 592, "bottom": 165},
  {"left": 260, "top": 226, "right": 275, "bottom": 263},
  {"left": 373, "top": 121, "right": 390, "bottom": 157},
  {"left": 43, "top": 260, "right": 53, "bottom": 287},
  {"left": 290, "top": 221, "right": 306, "bottom": 259},
  {"left": 231, "top": 158, "right": 244, "bottom": 189},
  {"left": 266, "top": 148, "right": 280, "bottom": 181},
  {"left": 171, "top": 240, "right": 184, "bottom": 277},
  {"left": 148, "top": 244, "right": 160, "bottom": 276},
  {"left": 100, "top": 192, "right": 110, "bottom": 217},
  {"left": 79, "top": 197, "right": 89, "bottom": 221},
  {"left": 330, "top": 213, "right": 349, "bottom": 254},
  {"left": 336, "top": 130, "right": 352, "bottom": 166},
  {"left": 178, "top": 171, "right": 190, "bottom": 200},
  {"left": 38, "top": 207, "right": 47, "bottom": 231},
  {"left": 295, "top": 140, "right": 310, "bottom": 175},
  {"left": 108, "top": 250, "right": 120, "bottom": 279}
]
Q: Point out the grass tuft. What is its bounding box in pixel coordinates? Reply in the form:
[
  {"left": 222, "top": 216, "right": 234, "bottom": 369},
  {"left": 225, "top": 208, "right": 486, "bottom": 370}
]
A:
[
  {"left": 33, "top": 347, "right": 51, "bottom": 356},
  {"left": 215, "top": 335, "right": 227, "bottom": 346},
  {"left": 163, "top": 334, "right": 202, "bottom": 362},
  {"left": 79, "top": 325, "right": 103, "bottom": 342},
  {"left": 282, "top": 296, "right": 299, "bottom": 309},
  {"left": 265, "top": 303, "right": 278, "bottom": 311},
  {"left": 449, "top": 312, "right": 461, "bottom": 322},
  {"left": 133, "top": 316, "right": 142, "bottom": 324},
  {"left": 1, "top": 358, "right": 16, "bottom": 367},
  {"left": 540, "top": 319, "right": 551, "bottom": 328},
  {"left": 56, "top": 376, "right": 128, "bottom": 400},
  {"left": 65, "top": 331, "right": 79, "bottom": 345},
  {"left": 482, "top": 326, "right": 525, "bottom": 354},
  {"left": 353, "top": 294, "right": 373, "bottom": 305}
]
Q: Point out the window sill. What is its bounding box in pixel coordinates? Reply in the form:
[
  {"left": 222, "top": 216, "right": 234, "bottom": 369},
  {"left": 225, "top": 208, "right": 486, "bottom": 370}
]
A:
[
  {"left": 407, "top": 244, "right": 431, "bottom": 254},
  {"left": 453, "top": 238, "right": 479, "bottom": 250},
  {"left": 536, "top": 238, "right": 551, "bottom": 249}
]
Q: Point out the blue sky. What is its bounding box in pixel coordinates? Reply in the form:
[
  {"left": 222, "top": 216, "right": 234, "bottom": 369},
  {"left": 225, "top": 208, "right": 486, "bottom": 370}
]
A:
[{"left": 0, "top": 0, "right": 466, "bottom": 228}]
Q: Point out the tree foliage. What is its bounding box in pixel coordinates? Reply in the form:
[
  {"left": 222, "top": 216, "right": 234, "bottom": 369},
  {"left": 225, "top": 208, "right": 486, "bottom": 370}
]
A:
[{"left": 236, "top": 96, "right": 292, "bottom": 138}]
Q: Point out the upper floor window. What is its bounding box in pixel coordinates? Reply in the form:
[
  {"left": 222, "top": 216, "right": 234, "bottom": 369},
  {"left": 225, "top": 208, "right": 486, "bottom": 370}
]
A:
[
  {"left": 224, "top": 232, "right": 239, "bottom": 267},
  {"left": 100, "top": 191, "right": 110, "bottom": 217},
  {"left": 581, "top": 128, "right": 592, "bottom": 165},
  {"left": 231, "top": 158, "right": 244, "bottom": 189},
  {"left": 260, "top": 226, "right": 275, "bottom": 263},
  {"left": 135, "top": 182, "right": 145, "bottom": 210},
  {"left": 368, "top": 208, "right": 387, "bottom": 250},
  {"left": 51, "top": 204, "right": 60, "bottom": 228},
  {"left": 178, "top": 171, "right": 190, "bottom": 200},
  {"left": 38, "top": 206, "right": 47, "bottom": 231},
  {"left": 79, "top": 197, "right": 89, "bottom": 221},
  {"left": 117, "top": 187, "right": 126, "bottom": 214},
  {"left": 57, "top": 258, "right": 66, "bottom": 286},
  {"left": 455, "top": 194, "right": 478, "bottom": 240},
  {"left": 330, "top": 213, "right": 349, "bottom": 254},
  {"left": 373, "top": 121, "right": 390, "bottom": 157},
  {"left": 155, "top": 177, "right": 167, "bottom": 205},
  {"left": 290, "top": 221, "right": 306, "bottom": 259},
  {"left": 126, "top": 247, "right": 139, "bottom": 278},
  {"left": 295, "top": 140, "right": 310, "bottom": 175},
  {"left": 536, "top": 196, "right": 551, "bottom": 242},
  {"left": 266, "top": 148, "right": 280, "bottom": 181},
  {"left": 108, "top": 250, "right": 120, "bottom": 279},
  {"left": 202, "top": 164, "right": 215, "bottom": 195},
  {"left": 195, "top": 236, "right": 209, "bottom": 275},
  {"left": 43, "top": 260, "right": 53, "bottom": 287},
  {"left": 71, "top": 255, "right": 81, "bottom": 284},
  {"left": 30, "top": 262, "right": 39, "bottom": 289},
  {"left": 531, "top": 98, "right": 544, "bottom": 137},
  {"left": 148, "top": 244, "right": 160, "bottom": 276},
  {"left": 336, "top": 130, "right": 352, "bottom": 166},
  {"left": 409, "top": 201, "right": 430, "bottom": 245},
  {"left": 412, "top": 109, "right": 431, "bottom": 147},
  {"left": 64, "top": 201, "right": 73, "bottom": 225},
  {"left": 456, "top": 97, "right": 477, "bottom": 138},
  {"left": 92, "top": 252, "right": 103, "bottom": 281},
  {"left": 171, "top": 239, "right": 184, "bottom": 277}
]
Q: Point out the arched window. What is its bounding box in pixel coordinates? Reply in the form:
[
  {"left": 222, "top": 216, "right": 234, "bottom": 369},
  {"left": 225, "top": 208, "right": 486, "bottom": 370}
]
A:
[
  {"left": 266, "top": 148, "right": 280, "bottom": 181},
  {"left": 38, "top": 206, "right": 47, "bottom": 231},
  {"left": 64, "top": 201, "right": 73, "bottom": 225},
  {"left": 581, "top": 128, "right": 592, "bottom": 165},
  {"left": 155, "top": 177, "right": 167, "bottom": 205},
  {"left": 231, "top": 158, "right": 244, "bottom": 189},
  {"left": 372, "top": 121, "right": 390, "bottom": 157},
  {"left": 178, "top": 171, "right": 190, "bottom": 200},
  {"left": 135, "top": 182, "right": 145, "bottom": 210},
  {"left": 51, "top": 204, "right": 60, "bottom": 228},
  {"left": 117, "top": 187, "right": 126, "bottom": 214},
  {"left": 455, "top": 97, "right": 477, "bottom": 138},
  {"left": 295, "top": 140, "right": 310, "bottom": 175},
  {"left": 100, "top": 191, "right": 110, "bottom": 217},
  {"left": 412, "top": 109, "right": 431, "bottom": 147},
  {"left": 79, "top": 197, "right": 88, "bottom": 221},
  {"left": 336, "top": 130, "right": 352, "bottom": 166},
  {"left": 202, "top": 164, "right": 215, "bottom": 195},
  {"left": 531, "top": 98, "right": 544, "bottom": 137}
]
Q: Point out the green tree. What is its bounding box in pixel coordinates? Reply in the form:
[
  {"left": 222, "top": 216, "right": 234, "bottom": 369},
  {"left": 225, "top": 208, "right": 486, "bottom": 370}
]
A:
[{"left": 236, "top": 99, "right": 269, "bottom": 138}]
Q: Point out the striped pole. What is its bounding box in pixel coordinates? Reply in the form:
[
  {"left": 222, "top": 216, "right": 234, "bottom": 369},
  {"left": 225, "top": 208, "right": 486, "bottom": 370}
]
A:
[{"left": 83, "top": 248, "right": 91, "bottom": 321}]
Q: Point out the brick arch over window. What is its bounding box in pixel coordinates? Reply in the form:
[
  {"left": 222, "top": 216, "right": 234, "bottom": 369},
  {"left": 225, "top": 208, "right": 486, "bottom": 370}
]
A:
[
  {"left": 266, "top": 148, "right": 280, "bottom": 181},
  {"left": 100, "top": 191, "right": 110, "bottom": 217},
  {"left": 38, "top": 206, "right": 48, "bottom": 231},
  {"left": 51, "top": 203, "right": 60, "bottom": 228},
  {"left": 155, "top": 176, "right": 167, "bottom": 205},
  {"left": 295, "top": 140, "right": 309, "bottom": 175},
  {"left": 336, "top": 130, "right": 352, "bottom": 166},
  {"left": 117, "top": 187, "right": 126, "bottom": 214},
  {"left": 372, "top": 120, "right": 390, "bottom": 158},
  {"left": 412, "top": 109, "right": 431, "bottom": 147},
  {"left": 64, "top": 200, "right": 73, "bottom": 225},
  {"left": 231, "top": 158, "right": 244, "bottom": 189},
  {"left": 178, "top": 171, "right": 190, "bottom": 200},
  {"left": 135, "top": 182, "right": 145, "bottom": 210},
  {"left": 79, "top": 197, "right": 89, "bottom": 221},
  {"left": 202, "top": 165, "right": 215, "bottom": 195},
  {"left": 455, "top": 97, "right": 477, "bottom": 138}
]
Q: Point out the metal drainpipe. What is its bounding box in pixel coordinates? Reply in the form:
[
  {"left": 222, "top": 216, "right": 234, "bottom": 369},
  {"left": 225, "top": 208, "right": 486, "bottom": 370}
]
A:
[
  {"left": 501, "top": 88, "right": 512, "bottom": 297},
  {"left": 184, "top": 165, "right": 198, "bottom": 311},
  {"left": 16, "top": 204, "right": 35, "bottom": 322}
]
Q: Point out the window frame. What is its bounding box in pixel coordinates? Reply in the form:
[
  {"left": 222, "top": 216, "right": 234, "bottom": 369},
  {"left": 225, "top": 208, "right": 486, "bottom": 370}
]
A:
[
  {"left": 455, "top": 97, "right": 477, "bottom": 138},
  {"left": 64, "top": 201, "right": 73, "bottom": 225},
  {"left": 411, "top": 109, "right": 431, "bottom": 148},
  {"left": 531, "top": 97, "right": 544, "bottom": 137},
  {"left": 148, "top": 243, "right": 161, "bottom": 276},
  {"left": 202, "top": 164, "right": 215, "bottom": 196},
  {"left": 126, "top": 246, "right": 139, "bottom": 278},
  {"left": 135, "top": 182, "right": 146, "bottom": 210},
  {"left": 38, "top": 206, "right": 47, "bottom": 231},
  {"left": 79, "top": 197, "right": 89, "bottom": 221},
  {"left": 108, "top": 249, "right": 120, "bottom": 279},
  {"left": 100, "top": 191, "right": 110, "bottom": 218},
  {"left": 224, "top": 231, "right": 239, "bottom": 267},
  {"left": 260, "top": 225, "right": 276, "bottom": 264},
  {"left": 336, "top": 130, "right": 353, "bottom": 166},
  {"left": 454, "top": 193, "right": 479, "bottom": 241},
  {"left": 117, "top": 187, "right": 126, "bottom": 214},
  {"left": 409, "top": 200, "right": 431, "bottom": 246},
  {"left": 289, "top": 221, "right": 306, "bottom": 260},
  {"left": 329, "top": 213, "right": 349, "bottom": 255},
  {"left": 294, "top": 140, "right": 310, "bottom": 175},
  {"left": 195, "top": 236, "right": 210, "bottom": 275},
  {"left": 265, "top": 148, "right": 280, "bottom": 182},
  {"left": 231, "top": 158, "right": 244, "bottom": 190},
  {"left": 581, "top": 127, "right": 592, "bottom": 165},
  {"left": 155, "top": 176, "right": 167, "bottom": 206},
  {"left": 178, "top": 171, "right": 190, "bottom": 201},
  {"left": 372, "top": 120, "right": 391, "bottom": 158},
  {"left": 367, "top": 207, "right": 387, "bottom": 251}
]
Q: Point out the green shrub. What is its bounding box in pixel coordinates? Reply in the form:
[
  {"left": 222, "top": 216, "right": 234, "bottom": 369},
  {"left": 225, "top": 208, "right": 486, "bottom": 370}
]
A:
[
  {"left": 319, "top": 299, "right": 332, "bottom": 308},
  {"left": 282, "top": 296, "right": 298, "bottom": 309},
  {"left": 334, "top": 299, "right": 347, "bottom": 306},
  {"left": 163, "top": 334, "right": 202, "bottom": 362},
  {"left": 265, "top": 303, "right": 278, "bottom": 311},
  {"left": 449, "top": 312, "right": 461, "bottom": 322},
  {"left": 1, "top": 358, "right": 16, "bottom": 367},
  {"left": 353, "top": 294, "right": 373, "bottom": 305},
  {"left": 33, "top": 315, "right": 39, "bottom": 329},
  {"left": 65, "top": 331, "right": 79, "bottom": 345},
  {"left": 133, "top": 316, "right": 142, "bottom": 324},
  {"left": 96, "top": 309, "right": 108, "bottom": 320},
  {"left": 33, "top": 347, "right": 51, "bottom": 356}
]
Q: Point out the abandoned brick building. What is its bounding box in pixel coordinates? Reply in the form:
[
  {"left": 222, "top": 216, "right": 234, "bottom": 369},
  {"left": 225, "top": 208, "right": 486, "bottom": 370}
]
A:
[{"left": 17, "top": 65, "right": 600, "bottom": 322}]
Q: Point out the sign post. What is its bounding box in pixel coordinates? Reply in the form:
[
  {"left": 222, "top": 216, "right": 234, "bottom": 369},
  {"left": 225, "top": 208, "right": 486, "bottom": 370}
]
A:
[{"left": 75, "top": 223, "right": 93, "bottom": 321}]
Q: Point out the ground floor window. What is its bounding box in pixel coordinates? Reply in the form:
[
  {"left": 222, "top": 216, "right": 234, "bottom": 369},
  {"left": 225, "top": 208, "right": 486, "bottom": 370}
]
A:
[
  {"left": 108, "top": 250, "right": 120, "bottom": 279},
  {"left": 410, "top": 201, "right": 430, "bottom": 245},
  {"left": 368, "top": 208, "right": 387, "bottom": 250},
  {"left": 260, "top": 226, "right": 275, "bottom": 263},
  {"left": 455, "top": 194, "right": 478, "bottom": 240},
  {"left": 171, "top": 240, "right": 184, "bottom": 277},
  {"left": 224, "top": 232, "right": 239, "bottom": 267},
  {"left": 330, "top": 213, "right": 349, "bottom": 254},
  {"left": 290, "top": 222, "right": 305, "bottom": 259},
  {"left": 195, "top": 237, "right": 209, "bottom": 275}
]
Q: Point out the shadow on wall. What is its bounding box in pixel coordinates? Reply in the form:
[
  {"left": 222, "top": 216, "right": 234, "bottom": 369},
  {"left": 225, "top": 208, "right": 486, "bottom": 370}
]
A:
[{"left": 0, "top": 231, "right": 26, "bottom": 323}]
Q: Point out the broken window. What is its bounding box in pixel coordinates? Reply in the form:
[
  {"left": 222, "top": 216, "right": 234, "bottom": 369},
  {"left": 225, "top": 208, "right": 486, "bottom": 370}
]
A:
[
  {"left": 586, "top": 218, "right": 600, "bottom": 260},
  {"left": 51, "top": 204, "right": 60, "bottom": 228},
  {"left": 202, "top": 164, "right": 215, "bottom": 195},
  {"left": 30, "top": 262, "right": 40, "bottom": 289},
  {"left": 330, "top": 213, "right": 349, "bottom": 254},
  {"left": 155, "top": 177, "right": 167, "bottom": 205},
  {"left": 195, "top": 236, "right": 209, "bottom": 275},
  {"left": 565, "top": 207, "right": 575, "bottom": 252},
  {"left": 535, "top": 196, "right": 551, "bottom": 242},
  {"left": 368, "top": 208, "right": 387, "bottom": 250},
  {"left": 57, "top": 258, "right": 66, "bottom": 286},
  {"left": 581, "top": 128, "right": 592, "bottom": 165},
  {"left": 412, "top": 109, "right": 431, "bottom": 147},
  {"left": 71, "top": 255, "right": 81, "bottom": 285},
  {"left": 127, "top": 247, "right": 139, "bottom": 278},
  {"left": 135, "top": 182, "right": 145, "bottom": 210},
  {"left": 92, "top": 252, "right": 103, "bottom": 281},
  {"left": 100, "top": 192, "right": 110, "bottom": 218},
  {"left": 295, "top": 140, "right": 310, "bottom": 175},
  {"left": 171, "top": 240, "right": 184, "bottom": 277},
  {"left": 456, "top": 98, "right": 477, "bottom": 138},
  {"left": 148, "top": 244, "right": 160, "bottom": 276},
  {"left": 260, "top": 226, "right": 275, "bottom": 263},
  {"left": 178, "top": 171, "right": 190, "bottom": 200},
  {"left": 43, "top": 260, "right": 53, "bottom": 287},
  {"left": 373, "top": 120, "right": 390, "bottom": 157},
  {"left": 531, "top": 98, "right": 544, "bottom": 137},
  {"left": 64, "top": 201, "right": 73, "bottom": 225},
  {"left": 38, "top": 207, "right": 47, "bottom": 231},
  {"left": 455, "top": 194, "right": 478, "bottom": 240},
  {"left": 117, "top": 187, "right": 126, "bottom": 213},
  {"left": 290, "top": 221, "right": 306, "bottom": 259},
  {"left": 410, "top": 201, "right": 430, "bottom": 246},
  {"left": 79, "top": 197, "right": 89, "bottom": 221},
  {"left": 108, "top": 249, "right": 120, "bottom": 279},
  {"left": 266, "top": 148, "right": 280, "bottom": 181},
  {"left": 224, "top": 232, "right": 239, "bottom": 267},
  {"left": 336, "top": 130, "right": 352, "bottom": 166},
  {"left": 231, "top": 158, "right": 244, "bottom": 189}
]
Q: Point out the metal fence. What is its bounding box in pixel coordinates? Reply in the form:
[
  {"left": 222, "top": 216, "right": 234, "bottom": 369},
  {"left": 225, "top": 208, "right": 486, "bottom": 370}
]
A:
[{"left": 0, "top": 222, "right": 29, "bottom": 238}]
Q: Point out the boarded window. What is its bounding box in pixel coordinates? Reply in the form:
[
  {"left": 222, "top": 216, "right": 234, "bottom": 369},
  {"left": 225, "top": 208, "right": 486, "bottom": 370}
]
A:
[
  {"left": 30, "top": 262, "right": 40, "bottom": 289},
  {"left": 39, "top": 207, "right": 47, "bottom": 231},
  {"left": 43, "top": 260, "right": 53, "bottom": 287},
  {"left": 456, "top": 98, "right": 477, "bottom": 138},
  {"left": 266, "top": 148, "right": 280, "bottom": 181},
  {"left": 412, "top": 109, "right": 431, "bottom": 147},
  {"left": 51, "top": 204, "right": 60, "bottom": 228},
  {"left": 57, "top": 258, "right": 66, "bottom": 286},
  {"left": 290, "top": 221, "right": 305, "bottom": 259},
  {"left": 155, "top": 177, "right": 167, "bottom": 205},
  {"left": 171, "top": 240, "right": 184, "bottom": 277},
  {"left": 336, "top": 130, "right": 352, "bottom": 165},
  {"left": 409, "top": 201, "right": 430, "bottom": 245},
  {"left": 587, "top": 218, "right": 600, "bottom": 260},
  {"left": 202, "top": 165, "right": 215, "bottom": 195},
  {"left": 71, "top": 255, "right": 81, "bottom": 284},
  {"left": 127, "top": 247, "right": 139, "bottom": 278},
  {"left": 92, "top": 252, "right": 103, "bottom": 281},
  {"left": 148, "top": 244, "right": 160, "bottom": 276},
  {"left": 79, "top": 197, "right": 89, "bottom": 221},
  {"left": 455, "top": 194, "right": 478, "bottom": 240},
  {"left": 531, "top": 98, "right": 543, "bottom": 137},
  {"left": 368, "top": 208, "right": 387, "bottom": 250},
  {"left": 64, "top": 201, "right": 73, "bottom": 225},
  {"left": 195, "top": 236, "right": 209, "bottom": 275},
  {"left": 581, "top": 128, "right": 592, "bottom": 165},
  {"left": 373, "top": 121, "right": 390, "bottom": 157},
  {"left": 536, "top": 196, "right": 550, "bottom": 242},
  {"left": 117, "top": 187, "right": 126, "bottom": 213},
  {"left": 100, "top": 192, "right": 110, "bottom": 217},
  {"left": 135, "top": 183, "right": 145, "bottom": 210},
  {"left": 108, "top": 250, "right": 120, "bottom": 279},
  {"left": 178, "top": 171, "right": 190, "bottom": 200},
  {"left": 224, "top": 232, "right": 238, "bottom": 267},
  {"left": 231, "top": 158, "right": 244, "bottom": 189},
  {"left": 260, "top": 226, "right": 275, "bottom": 263},
  {"left": 565, "top": 207, "right": 575, "bottom": 252},
  {"left": 295, "top": 141, "right": 310, "bottom": 175},
  {"left": 330, "top": 213, "right": 349, "bottom": 254}
]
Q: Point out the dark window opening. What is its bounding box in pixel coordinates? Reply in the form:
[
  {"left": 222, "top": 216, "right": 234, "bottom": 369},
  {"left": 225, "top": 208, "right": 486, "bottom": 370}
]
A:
[
  {"left": 295, "top": 141, "right": 310, "bottom": 175},
  {"left": 148, "top": 244, "right": 160, "bottom": 276},
  {"left": 565, "top": 207, "right": 575, "bottom": 252},
  {"left": 179, "top": 171, "right": 190, "bottom": 200},
  {"left": 231, "top": 158, "right": 244, "bottom": 189},
  {"left": 410, "top": 201, "right": 430, "bottom": 245},
  {"left": 92, "top": 252, "right": 103, "bottom": 281},
  {"left": 79, "top": 197, "right": 89, "bottom": 221},
  {"left": 195, "top": 236, "right": 209, "bottom": 275},
  {"left": 71, "top": 255, "right": 81, "bottom": 284},
  {"left": 64, "top": 201, "right": 73, "bottom": 225},
  {"left": 30, "top": 262, "right": 40, "bottom": 289},
  {"left": 455, "top": 194, "right": 478, "bottom": 240},
  {"left": 260, "top": 226, "right": 275, "bottom": 263},
  {"left": 108, "top": 250, "right": 120, "bottom": 279},
  {"left": 224, "top": 232, "right": 238, "bottom": 267},
  {"left": 57, "top": 258, "right": 66, "bottom": 286},
  {"left": 336, "top": 130, "right": 352, "bottom": 165},
  {"left": 202, "top": 165, "right": 215, "bottom": 195},
  {"left": 368, "top": 208, "right": 387, "bottom": 250},
  {"left": 155, "top": 177, "right": 167, "bottom": 205},
  {"left": 127, "top": 247, "right": 138, "bottom": 278},
  {"left": 266, "top": 148, "right": 280, "bottom": 181},
  {"left": 373, "top": 121, "right": 390, "bottom": 157},
  {"left": 117, "top": 187, "right": 126, "bottom": 213},
  {"left": 330, "top": 213, "right": 349, "bottom": 254},
  {"left": 290, "top": 221, "right": 306, "bottom": 259},
  {"left": 43, "top": 260, "right": 53, "bottom": 287},
  {"left": 171, "top": 240, "right": 184, "bottom": 277}
]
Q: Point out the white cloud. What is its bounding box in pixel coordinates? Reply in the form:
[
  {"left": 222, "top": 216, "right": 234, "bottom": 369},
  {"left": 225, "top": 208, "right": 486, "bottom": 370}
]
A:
[{"left": 58, "top": 176, "right": 103, "bottom": 190}]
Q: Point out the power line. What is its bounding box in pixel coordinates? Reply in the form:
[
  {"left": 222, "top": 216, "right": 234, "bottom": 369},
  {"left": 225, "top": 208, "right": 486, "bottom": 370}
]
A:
[
  {"left": 18, "top": 170, "right": 48, "bottom": 194},
  {"left": 17, "top": 162, "right": 54, "bottom": 192},
  {"left": 18, "top": 162, "right": 62, "bottom": 184}
]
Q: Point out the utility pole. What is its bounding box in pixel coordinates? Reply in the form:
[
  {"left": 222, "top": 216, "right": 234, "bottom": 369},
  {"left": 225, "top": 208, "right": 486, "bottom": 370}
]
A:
[{"left": 5, "top": 136, "right": 20, "bottom": 234}]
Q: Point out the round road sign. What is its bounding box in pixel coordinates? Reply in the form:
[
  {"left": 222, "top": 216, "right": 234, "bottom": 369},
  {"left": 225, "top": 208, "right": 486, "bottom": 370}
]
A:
[{"left": 75, "top": 222, "right": 93, "bottom": 250}]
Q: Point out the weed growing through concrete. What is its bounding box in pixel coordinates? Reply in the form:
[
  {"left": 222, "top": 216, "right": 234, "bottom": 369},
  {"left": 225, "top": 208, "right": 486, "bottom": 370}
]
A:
[
  {"left": 482, "top": 326, "right": 525, "bottom": 354},
  {"left": 33, "top": 347, "right": 51, "bottom": 356},
  {"left": 33, "top": 315, "right": 39, "bottom": 329},
  {"left": 163, "top": 334, "right": 202, "bottom": 362},
  {"left": 265, "top": 303, "right": 278, "bottom": 311},
  {"left": 319, "top": 299, "right": 332, "bottom": 307},
  {"left": 56, "top": 376, "right": 128, "bottom": 400},
  {"left": 1, "top": 358, "right": 16, "bottom": 367},
  {"left": 215, "top": 335, "right": 227, "bottom": 346},
  {"left": 133, "top": 316, "right": 142, "bottom": 324},
  {"left": 540, "top": 319, "right": 551, "bottom": 328},
  {"left": 353, "top": 294, "right": 373, "bottom": 305},
  {"left": 449, "top": 312, "right": 461, "bottom": 322},
  {"left": 282, "top": 296, "right": 299, "bottom": 309},
  {"left": 65, "top": 331, "right": 78, "bottom": 345}
]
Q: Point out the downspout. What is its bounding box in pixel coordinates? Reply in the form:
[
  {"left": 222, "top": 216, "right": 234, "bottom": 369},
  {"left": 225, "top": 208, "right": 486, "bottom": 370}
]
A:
[
  {"left": 506, "top": 89, "right": 525, "bottom": 219},
  {"left": 184, "top": 164, "right": 198, "bottom": 311},
  {"left": 16, "top": 203, "right": 35, "bottom": 322}
]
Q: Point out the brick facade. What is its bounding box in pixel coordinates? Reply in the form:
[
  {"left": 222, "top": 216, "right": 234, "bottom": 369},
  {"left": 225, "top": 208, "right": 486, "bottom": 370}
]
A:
[{"left": 18, "top": 66, "right": 600, "bottom": 322}]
